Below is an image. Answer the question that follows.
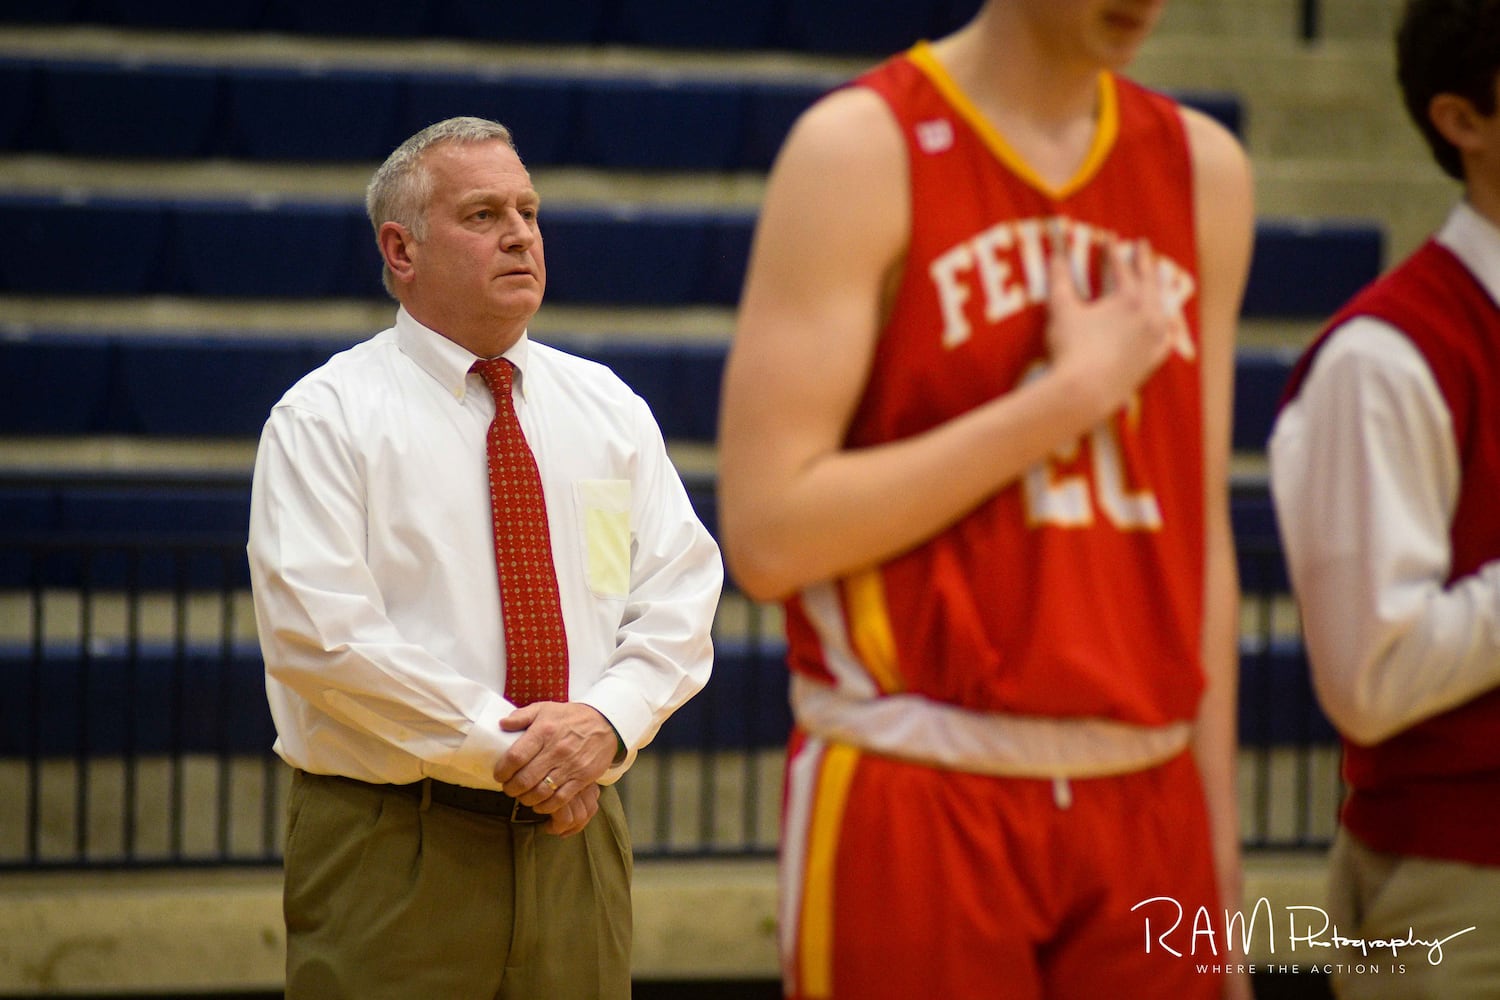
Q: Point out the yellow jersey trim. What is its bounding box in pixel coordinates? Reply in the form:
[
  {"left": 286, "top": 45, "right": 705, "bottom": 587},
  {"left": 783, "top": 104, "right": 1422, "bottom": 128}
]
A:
[
  {"left": 907, "top": 40, "right": 1119, "bottom": 201},
  {"left": 841, "top": 569, "right": 904, "bottom": 695}
]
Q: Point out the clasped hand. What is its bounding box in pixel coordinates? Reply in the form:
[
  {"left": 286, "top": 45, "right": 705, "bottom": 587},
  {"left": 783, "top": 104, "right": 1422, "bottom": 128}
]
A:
[{"left": 494, "top": 702, "right": 619, "bottom": 837}]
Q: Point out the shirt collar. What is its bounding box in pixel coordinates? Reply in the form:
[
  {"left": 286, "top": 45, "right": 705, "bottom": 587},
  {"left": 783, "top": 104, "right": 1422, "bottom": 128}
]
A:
[
  {"left": 1436, "top": 200, "right": 1500, "bottom": 308},
  {"left": 394, "top": 307, "right": 534, "bottom": 402}
]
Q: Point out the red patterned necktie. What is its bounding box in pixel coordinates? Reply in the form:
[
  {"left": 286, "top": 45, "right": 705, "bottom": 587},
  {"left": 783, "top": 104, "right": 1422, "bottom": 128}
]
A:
[{"left": 472, "top": 358, "right": 569, "bottom": 706}]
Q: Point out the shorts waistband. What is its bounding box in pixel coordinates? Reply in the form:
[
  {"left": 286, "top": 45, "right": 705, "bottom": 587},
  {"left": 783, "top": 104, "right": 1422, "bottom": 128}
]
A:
[{"left": 790, "top": 675, "right": 1193, "bottom": 779}]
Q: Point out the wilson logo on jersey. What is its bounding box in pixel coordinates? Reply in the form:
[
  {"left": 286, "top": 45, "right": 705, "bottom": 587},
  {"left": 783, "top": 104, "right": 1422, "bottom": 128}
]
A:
[
  {"left": 929, "top": 214, "right": 1196, "bottom": 361},
  {"left": 914, "top": 118, "right": 954, "bottom": 154}
]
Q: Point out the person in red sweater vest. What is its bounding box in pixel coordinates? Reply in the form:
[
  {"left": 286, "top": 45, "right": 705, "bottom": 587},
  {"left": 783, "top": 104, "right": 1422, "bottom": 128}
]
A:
[{"left": 1271, "top": 1, "right": 1500, "bottom": 996}]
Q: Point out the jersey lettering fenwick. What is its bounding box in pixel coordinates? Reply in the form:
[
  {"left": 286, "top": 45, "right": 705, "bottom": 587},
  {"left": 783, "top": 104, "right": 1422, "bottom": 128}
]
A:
[{"left": 930, "top": 213, "right": 1197, "bottom": 358}]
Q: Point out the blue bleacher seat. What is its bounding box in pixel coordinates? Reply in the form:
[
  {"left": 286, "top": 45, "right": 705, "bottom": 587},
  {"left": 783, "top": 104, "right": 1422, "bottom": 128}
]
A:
[
  {"left": 0, "top": 193, "right": 1380, "bottom": 319},
  {"left": 778, "top": 0, "right": 935, "bottom": 56},
  {"left": 0, "top": 641, "right": 273, "bottom": 757},
  {"left": 260, "top": 0, "right": 433, "bottom": 38},
  {"left": 609, "top": 0, "right": 779, "bottom": 50},
  {"left": 0, "top": 486, "right": 62, "bottom": 535},
  {"left": 0, "top": 476, "right": 255, "bottom": 588},
  {"left": 168, "top": 199, "right": 359, "bottom": 298},
  {"left": 83, "top": 0, "right": 266, "bottom": 31},
  {"left": 113, "top": 337, "right": 323, "bottom": 437},
  {"left": 0, "top": 59, "right": 38, "bottom": 150},
  {"left": 58, "top": 486, "right": 251, "bottom": 541},
  {"left": 652, "top": 637, "right": 792, "bottom": 750},
  {"left": 7, "top": 53, "right": 1246, "bottom": 168},
  {"left": 0, "top": 334, "right": 116, "bottom": 434},
  {"left": 1239, "top": 637, "right": 1336, "bottom": 744},
  {"left": 698, "top": 210, "right": 757, "bottom": 305},
  {"left": 0, "top": 0, "right": 83, "bottom": 24},
  {"left": 0, "top": 194, "right": 168, "bottom": 295},
  {"left": 343, "top": 218, "right": 387, "bottom": 299},
  {"left": 740, "top": 79, "right": 833, "bottom": 170},
  {"left": 38, "top": 60, "right": 222, "bottom": 159},
  {"left": 0, "top": 629, "right": 1333, "bottom": 758},
  {"left": 400, "top": 72, "right": 580, "bottom": 168},
  {"left": 1245, "top": 219, "right": 1384, "bottom": 319},
  {"left": 1175, "top": 91, "right": 1244, "bottom": 137},
  {"left": 1233, "top": 346, "right": 1301, "bottom": 450},
  {"left": 684, "top": 473, "right": 719, "bottom": 540},
  {"left": 542, "top": 205, "right": 715, "bottom": 305},
  {"left": 931, "top": 0, "right": 987, "bottom": 37},
  {"left": 672, "top": 341, "right": 730, "bottom": 442},
  {"left": 223, "top": 66, "right": 400, "bottom": 162},
  {"left": 567, "top": 339, "right": 682, "bottom": 434},
  {"left": 1232, "top": 489, "right": 1290, "bottom": 593},
  {"left": 574, "top": 76, "right": 747, "bottom": 171},
  {"left": 435, "top": 0, "right": 608, "bottom": 44},
  {"left": 0, "top": 326, "right": 1321, "bottom": 472}
]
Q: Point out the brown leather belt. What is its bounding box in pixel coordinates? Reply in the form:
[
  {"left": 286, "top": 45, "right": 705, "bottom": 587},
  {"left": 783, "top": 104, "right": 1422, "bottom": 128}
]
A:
[
  {"left": 402, "top": 777, "right": 547, "bottom": 823},
  {"left": 321, "top": 773, "right": 549, "bottom": 824}
]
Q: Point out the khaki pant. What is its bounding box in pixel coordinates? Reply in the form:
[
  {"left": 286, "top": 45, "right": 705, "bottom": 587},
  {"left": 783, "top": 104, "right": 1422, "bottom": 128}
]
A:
[
  {"left": 283, "top": 770, "right": 633, "bottom": 1000},
  {"left": 1325, "top": 830, "right": 1500, "bottom": 1000}
]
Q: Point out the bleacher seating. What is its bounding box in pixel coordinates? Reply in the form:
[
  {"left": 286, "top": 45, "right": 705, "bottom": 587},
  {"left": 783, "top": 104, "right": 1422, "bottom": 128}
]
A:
[
  {"left": 0, "top": 327, "right": 1317, "bottom": 473},
  {"left": 0, "top": 191, "right": 1377, "bottom": 316},
  {"left": 0, "top": 622, "right": 1332, "bottom": 762},
  {"left": 4, "top": 0, "right": 984, "bottom": 54},
  {"left": 1233, "top": 344, "right": 1305, "bottom": 450},
  {"left": 0, "top": 56, "right": 1246, "bottom": 172}
]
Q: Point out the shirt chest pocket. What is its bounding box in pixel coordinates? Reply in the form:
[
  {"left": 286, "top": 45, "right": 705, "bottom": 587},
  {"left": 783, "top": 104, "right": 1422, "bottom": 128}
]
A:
[{"left": 573, "top": 479, "right": 631, "bottom": 599}]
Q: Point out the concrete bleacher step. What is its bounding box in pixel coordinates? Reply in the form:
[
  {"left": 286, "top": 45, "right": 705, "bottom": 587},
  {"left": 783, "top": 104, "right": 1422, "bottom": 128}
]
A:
[
  {"left": 1154, "top": 0, "right": 1401, "bottom": 42},
  {"left": 0, "top": 851, "right": 1336, "bottom": 995},
  {"left": 1133, "top": 33, "right": 1418, "bottom": 158},
  {"left": 1256, "top": 158, "right": 1458, "bottom": 263}
]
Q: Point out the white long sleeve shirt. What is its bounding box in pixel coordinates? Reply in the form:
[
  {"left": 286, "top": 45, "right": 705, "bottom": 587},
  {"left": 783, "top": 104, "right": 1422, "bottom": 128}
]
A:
[
  {"left": 1269, "top": 202, "right": 1500, "bottom": 746},
  {"left": 248, "top": 308, "right": 723, "bottom": 788}
]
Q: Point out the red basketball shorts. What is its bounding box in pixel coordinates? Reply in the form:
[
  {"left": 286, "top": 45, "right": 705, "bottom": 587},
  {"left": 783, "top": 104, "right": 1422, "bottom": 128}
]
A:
[{"left": 778, "top": 731, "right": 1225, "bottom": 999}]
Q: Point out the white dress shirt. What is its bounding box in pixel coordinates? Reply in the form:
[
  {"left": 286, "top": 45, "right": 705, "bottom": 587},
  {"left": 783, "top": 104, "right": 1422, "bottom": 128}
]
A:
[
  {"left": 1269, "top": 202, "right": 1500, "bottom": 746},
  {"left": 248, "top": 307, "right": 723, "bottom": 788}
]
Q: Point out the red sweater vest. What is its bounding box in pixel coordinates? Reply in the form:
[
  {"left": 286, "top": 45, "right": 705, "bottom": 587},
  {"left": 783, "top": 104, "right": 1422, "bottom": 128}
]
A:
[{"left": 1282, "top": 240, "right": 1500, "bottom": 864}]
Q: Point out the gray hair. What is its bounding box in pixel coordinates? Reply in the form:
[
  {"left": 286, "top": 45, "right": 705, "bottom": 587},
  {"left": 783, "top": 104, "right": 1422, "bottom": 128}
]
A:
[{"left": 365, "top": 116, "right": 518, "bottom": 297}]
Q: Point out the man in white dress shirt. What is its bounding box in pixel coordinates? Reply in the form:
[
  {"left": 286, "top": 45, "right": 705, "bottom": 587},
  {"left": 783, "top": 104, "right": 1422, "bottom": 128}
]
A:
[
  {"left": 247, "top": 116, "right": 722, "bottom": 999},
  {"left": 1270, "top": 2, "right": 1500, "bottom": 996}
]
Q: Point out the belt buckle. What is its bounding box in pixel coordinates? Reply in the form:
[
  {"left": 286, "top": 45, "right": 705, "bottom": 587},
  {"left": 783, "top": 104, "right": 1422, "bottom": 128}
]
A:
[{"left": 510, "top": 796, "right": 545, "bottom": 824}]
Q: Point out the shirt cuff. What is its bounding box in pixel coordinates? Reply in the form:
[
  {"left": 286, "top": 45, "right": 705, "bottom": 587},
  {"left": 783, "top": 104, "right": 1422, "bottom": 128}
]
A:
[
  {"left": 577, "top": 674, "right": 659, "bottom": 782},
  {"left": 423, "top": 694, "right": 517, "bottom": 790}
]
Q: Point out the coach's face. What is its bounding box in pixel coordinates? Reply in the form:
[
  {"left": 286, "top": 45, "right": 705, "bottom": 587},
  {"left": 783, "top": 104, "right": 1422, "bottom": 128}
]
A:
[{"left": 399, "top": 138, "right": 547, "bottom": 357}]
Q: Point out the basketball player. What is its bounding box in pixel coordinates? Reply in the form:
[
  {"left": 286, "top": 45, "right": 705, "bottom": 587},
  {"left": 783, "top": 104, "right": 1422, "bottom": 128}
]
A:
[
  {"left": 1270, "top": 2, "right": 1500, "bottom": 996},
  {"left": 717, "top": 1, "right": 1254, "bottom": 997}
]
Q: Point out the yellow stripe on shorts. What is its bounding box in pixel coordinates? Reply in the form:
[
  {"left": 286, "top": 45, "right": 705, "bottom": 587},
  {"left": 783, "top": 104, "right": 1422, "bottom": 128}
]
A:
[{"left": 797, "top": 741, "right": 862, "bottom": 998}]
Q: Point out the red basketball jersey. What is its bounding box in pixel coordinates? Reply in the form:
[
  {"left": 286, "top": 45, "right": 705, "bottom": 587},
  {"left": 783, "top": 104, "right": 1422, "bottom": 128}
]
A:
[{"left": 784, "top": 44, "right": 1206, "bottom": 727}]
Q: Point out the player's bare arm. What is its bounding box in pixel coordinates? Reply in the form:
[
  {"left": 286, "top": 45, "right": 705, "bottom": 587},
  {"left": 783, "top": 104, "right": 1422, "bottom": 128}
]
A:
[
  {"left": 720, "top": 89, "right": 1179, "bottom": 602},
  {"left": 1182, "top": 104, "right": 1256, "bottom": 1000}
]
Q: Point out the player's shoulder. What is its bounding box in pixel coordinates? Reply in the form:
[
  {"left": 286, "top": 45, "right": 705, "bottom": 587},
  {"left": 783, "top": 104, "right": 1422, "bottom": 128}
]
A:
[
  {"left": 1175, "top": 101, "right": 1251, "bottom": 185},
  {"left": 779, "top": 82, "right": 905, "bottom": 171}
]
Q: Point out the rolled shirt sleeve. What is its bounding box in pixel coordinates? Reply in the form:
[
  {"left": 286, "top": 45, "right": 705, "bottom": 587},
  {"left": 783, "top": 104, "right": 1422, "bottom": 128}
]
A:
[{"left": 1269, "top": 318, "right": 1500, "bottom": 745}]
